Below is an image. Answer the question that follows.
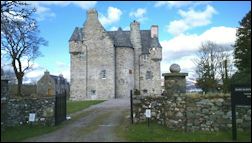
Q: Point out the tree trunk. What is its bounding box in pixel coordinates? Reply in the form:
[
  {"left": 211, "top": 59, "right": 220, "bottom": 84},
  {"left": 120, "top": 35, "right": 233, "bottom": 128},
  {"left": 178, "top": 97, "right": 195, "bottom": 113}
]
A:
[{"left": 17, "top": 76, "right": 23, "bottom": 96}]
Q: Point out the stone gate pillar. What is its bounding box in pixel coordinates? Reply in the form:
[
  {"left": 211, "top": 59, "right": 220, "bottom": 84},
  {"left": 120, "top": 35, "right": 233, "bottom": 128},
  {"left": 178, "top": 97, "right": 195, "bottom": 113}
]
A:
[{"left": 162, "top": 64, "right": 188, "bottom": 94}]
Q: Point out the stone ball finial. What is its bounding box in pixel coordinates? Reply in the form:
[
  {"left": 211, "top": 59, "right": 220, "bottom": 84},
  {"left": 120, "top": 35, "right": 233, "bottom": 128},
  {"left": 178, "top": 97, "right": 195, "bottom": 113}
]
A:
[{"left": 170, "top": 64, "right": 181, "bottom": 73}]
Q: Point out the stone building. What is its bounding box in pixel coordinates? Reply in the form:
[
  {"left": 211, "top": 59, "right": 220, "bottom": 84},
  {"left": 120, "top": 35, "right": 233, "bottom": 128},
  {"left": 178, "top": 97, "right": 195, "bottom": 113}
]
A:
[
  {"left": 69, "top": 9, "right": 162, "bottom": 100},
  {"left": 37, "top": 71, "right": 70, "bottom": 96}
]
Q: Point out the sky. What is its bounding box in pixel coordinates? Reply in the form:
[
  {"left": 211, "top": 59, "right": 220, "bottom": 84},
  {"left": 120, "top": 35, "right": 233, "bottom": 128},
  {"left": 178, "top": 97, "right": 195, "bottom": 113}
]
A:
[{"left": 1, "top": 1, "right": 251, "bottom": 84}]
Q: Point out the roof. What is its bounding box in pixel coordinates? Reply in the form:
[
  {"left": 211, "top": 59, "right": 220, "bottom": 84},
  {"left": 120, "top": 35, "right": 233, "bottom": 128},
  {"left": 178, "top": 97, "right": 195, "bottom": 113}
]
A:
[
  {"left": 69, "top": 27, "right": 83, "bottom": 42},
  {"left": 50, "top": 75, "right": 67, "bottom": 85},
  {"left": 107, "top": 28, "right": 132, "bottom": 48},
  {"left": 69, "top": 27, "right": 162, "bottom": 53}
]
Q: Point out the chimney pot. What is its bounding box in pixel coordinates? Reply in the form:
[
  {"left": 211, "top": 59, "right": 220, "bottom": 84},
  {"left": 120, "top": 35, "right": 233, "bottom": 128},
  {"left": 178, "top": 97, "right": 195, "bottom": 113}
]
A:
[{"left": 151, "top": 25, "right": 158, "bottom": 38}]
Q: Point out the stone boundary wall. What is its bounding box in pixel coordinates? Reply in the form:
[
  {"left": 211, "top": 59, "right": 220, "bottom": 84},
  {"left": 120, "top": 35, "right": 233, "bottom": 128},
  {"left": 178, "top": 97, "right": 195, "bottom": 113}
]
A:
[
  {"left": 133, "top": 94, "right": 251, "bottom": 132},
  {"left": 9, "top": 84, "right": 37, "bottom": 96},
  {"left": 6, "top": 96, "right": 55, "bottom": 126}
]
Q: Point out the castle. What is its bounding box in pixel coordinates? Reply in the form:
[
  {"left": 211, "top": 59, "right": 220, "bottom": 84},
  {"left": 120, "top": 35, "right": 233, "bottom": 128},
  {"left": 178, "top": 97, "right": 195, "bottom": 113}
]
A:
[{"left": 69, "top": 9, "right": 162, "bottom": 100}]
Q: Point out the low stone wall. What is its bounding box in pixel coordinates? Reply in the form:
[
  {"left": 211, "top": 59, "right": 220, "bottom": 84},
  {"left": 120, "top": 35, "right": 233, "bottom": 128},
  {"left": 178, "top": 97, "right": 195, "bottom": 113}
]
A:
[
  {"left": 133, "top": 94, "right": 251, "bottom": 132},
  {"left": 6, "top": 96, "right": 55, "bottom": 126},
  {"left": 1, "top": 79, "right": 9, "bottom": 131},
  {"left": 9, "top": 84, "right": 37, "bottom": 96}
]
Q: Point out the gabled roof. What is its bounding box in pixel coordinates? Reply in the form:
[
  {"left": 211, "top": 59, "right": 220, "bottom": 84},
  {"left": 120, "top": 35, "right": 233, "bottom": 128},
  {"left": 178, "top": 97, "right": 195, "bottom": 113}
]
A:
[
  {"left": 69, "top": 27, "right": 162, "bottom": 53},
  {"left": 107, "top": 28, "right": 132, "bottom": 48},
  {"left": 50, "top": 75, "right": 67, "bottom": 85},
  {"left": 69, "top": 27, "right": 83, "bottom": 42}
]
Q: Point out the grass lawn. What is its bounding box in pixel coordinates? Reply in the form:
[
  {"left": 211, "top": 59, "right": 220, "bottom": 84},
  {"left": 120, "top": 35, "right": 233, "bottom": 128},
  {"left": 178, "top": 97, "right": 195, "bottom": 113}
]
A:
[
  {"left": 67, "top": 100, "right": 105, "bottom": 114},
  {"left": 117, "top": 120, "right": 251, "bottom": 142},
  {"left": 1, "top": 100, "right": 105, "bottom": 142}
]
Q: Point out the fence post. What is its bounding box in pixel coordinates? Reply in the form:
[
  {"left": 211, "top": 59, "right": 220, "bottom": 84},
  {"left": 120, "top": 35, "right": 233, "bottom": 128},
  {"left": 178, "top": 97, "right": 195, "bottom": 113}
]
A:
[{"left": 130, "top": 90, "right": 133, "bottom": 124}]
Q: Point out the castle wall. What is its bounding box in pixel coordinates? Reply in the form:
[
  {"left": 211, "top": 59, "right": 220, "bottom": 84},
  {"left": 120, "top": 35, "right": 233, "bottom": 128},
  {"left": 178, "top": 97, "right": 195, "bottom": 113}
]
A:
[
  {"left": 139, "top": 54, "right": 162, "bottom": 95},
  {"left": 69, "top": 9, "right": 163, "bottom": 100},
  {"left": 130, "top": 21, "right": 142, "bottom": 91},
  {"left": 83, "top": 9, "right": 115, "bottom": 100},
  {"left": 69, "top": 41, "right": 87, "bottom": 100},
  {"left": 115, "top": 47, "right": 134, "bottom": 98}
]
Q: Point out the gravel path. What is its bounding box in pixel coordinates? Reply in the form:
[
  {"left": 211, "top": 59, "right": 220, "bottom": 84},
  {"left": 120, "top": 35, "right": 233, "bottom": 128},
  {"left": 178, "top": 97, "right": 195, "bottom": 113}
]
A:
[{"left": 24, "top": 98, "right": 130, "bottom": 142}]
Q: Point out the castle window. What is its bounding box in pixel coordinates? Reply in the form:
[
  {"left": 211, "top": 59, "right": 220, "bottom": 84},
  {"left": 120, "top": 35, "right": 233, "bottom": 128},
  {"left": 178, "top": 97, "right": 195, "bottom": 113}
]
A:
[
  {"left": 146, "top": 71, "right": 153, "bottom": 80},
  {"left": 143, "top": 89, "right": 148, "bottom": 93},
  {"left": 129, "top": 69, "right": 132, "bottom": 74},
  {"left": 143, "top": 54, "right": 148, "bottom": 61},
  {"left": 101, "top": 70, "right": 106, "bottom": 79},
  {"left": 91, "top": 90, "right": 96, "bottom": 95},
  {"left": 78, "top": 52, "right": 85, "bottom": 59}
]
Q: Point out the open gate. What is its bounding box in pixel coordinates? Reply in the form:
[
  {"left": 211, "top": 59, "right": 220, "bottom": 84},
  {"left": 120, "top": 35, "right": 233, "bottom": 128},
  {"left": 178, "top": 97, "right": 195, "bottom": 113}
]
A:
[{"left": 55, "top": 92, "right": 66, "bottom": 125}]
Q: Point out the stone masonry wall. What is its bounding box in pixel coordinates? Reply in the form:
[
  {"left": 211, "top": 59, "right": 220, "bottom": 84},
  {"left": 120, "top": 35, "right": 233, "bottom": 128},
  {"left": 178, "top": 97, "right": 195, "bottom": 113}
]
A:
[
  {"left": 133, "top": 94, "right": 251, "bottom": 132},
  {"left": 6, "top": 96, "right": 55, "bottom": 126},
  {"left": 70, "top": 41, "right": 87, "bottom": 100},
  {"left": 116, "top": 47, "right": 134, "bottom": 98},
  {"left": 70, "top": 9, "right": 115, "bottom": 100},
  {"left": 130, "top": 21, "right": 141, "bottom": 91},
  {"left": 140, "top": 55, "right": 162, "bottom": 95},
  {"left": 1, "top": 79, "right": 9, "bottom": 131}
]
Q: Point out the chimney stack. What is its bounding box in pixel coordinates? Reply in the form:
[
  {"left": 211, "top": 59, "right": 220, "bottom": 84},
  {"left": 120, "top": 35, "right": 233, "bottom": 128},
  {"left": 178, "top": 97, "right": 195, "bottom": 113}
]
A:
[
  {"left": 87, "top": 8, "right": 98, "bottom": 19},
  {"left": 44, "top": 70, "right": 50, "bottom": 75},
  {"left": 151, "top": 25, "right": 158, "bottom": 38}
]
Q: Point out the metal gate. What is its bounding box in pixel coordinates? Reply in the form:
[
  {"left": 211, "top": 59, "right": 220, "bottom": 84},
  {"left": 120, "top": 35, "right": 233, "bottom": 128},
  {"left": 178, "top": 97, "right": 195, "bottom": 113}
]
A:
[{"left": 55, "top": 92, "right": 66, "bottom": 125}]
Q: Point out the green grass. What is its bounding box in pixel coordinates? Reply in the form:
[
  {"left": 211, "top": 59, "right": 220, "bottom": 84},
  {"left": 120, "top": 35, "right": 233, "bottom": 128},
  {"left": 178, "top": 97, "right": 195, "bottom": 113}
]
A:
[
  {"left": 67, "top": 100, "right": 105, "bottom": 114},
  {"left": 1, "top": 124, "right": 59, "bottom": 142},
  {"left": 1, "top": 100, "right": 105, "bottom": 142},
  {"left": 117, "top": 120, "right": 251, "bottom": 142}
]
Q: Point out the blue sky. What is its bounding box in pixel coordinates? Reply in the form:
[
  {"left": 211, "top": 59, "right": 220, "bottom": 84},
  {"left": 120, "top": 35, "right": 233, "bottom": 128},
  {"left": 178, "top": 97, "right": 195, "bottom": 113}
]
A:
[{"left": 2, "top": 1, "right": 251, "bottom": 83}]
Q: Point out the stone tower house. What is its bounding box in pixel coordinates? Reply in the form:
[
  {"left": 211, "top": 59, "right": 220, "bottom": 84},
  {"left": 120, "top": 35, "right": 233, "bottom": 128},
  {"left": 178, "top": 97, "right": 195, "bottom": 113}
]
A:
[{"left": 69, "top": 9, "right": 162, "bottom": 100}]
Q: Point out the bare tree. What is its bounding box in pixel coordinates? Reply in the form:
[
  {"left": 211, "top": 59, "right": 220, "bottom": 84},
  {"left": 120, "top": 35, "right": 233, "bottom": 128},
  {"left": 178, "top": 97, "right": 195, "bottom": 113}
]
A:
[
  {"left": 1, "top": 1, "right": 47, "bottom": 95},
  {"left": 194, "top": 41, "right": 233, "bottom": 93}
]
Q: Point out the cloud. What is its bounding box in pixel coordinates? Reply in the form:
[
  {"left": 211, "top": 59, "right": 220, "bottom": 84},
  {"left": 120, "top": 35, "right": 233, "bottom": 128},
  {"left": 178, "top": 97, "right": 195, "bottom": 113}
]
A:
[
  {"left": 109, "top": 26, "right": 130, "bottom": 31},
  {"left": 110, "top": 26, "right": 118, "bottom": 31},
  {"left": 54, "top": 61, "right": 70, "bottom": 81},
  {"left": 99, "top": 7, "right": 122, "bottom": 26},
  {"left": 154, "top": 1, "right": 210, "bottom": 8},
  {"left": 129, "top": 8, "right": 147, "bottom": 22},
  {"left": 160, "top": 26, "right": 236, "bottom": 78},
  {"left": 28, "top": 1, "right": 97, "bottom": 9},
  {"left": 155, "top": 1, "right": 193, "bottom": 8},
  {"left": 167, "top": 5, "right": 217, "bottom": 35},
  {"left": 27, "top": 1, "right": 97, "bottom": 21}
]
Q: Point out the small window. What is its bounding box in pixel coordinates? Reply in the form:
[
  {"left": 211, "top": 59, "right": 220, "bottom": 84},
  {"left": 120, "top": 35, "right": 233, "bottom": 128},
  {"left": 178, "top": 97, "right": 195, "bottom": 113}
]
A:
[
  {"left": 143, "top": 89, "right": 148, "bottom": 93},
  {"left": 146, "top": 71, "right": 153, "bottom": 80},
  {"left": 101, "top": 70, "right": 106, "bottom": 79},
  {"left": 129, "top": 69, "right": 132, "bottom": 74},
  {"left": 78, "top": 52, "right": 85, "bottom": 59},
  {"left": 143, "top": 55, "right": 148, "bottom": 61},
  {"left": 91, "top": 90, "right": 96, "bottom": 95}
]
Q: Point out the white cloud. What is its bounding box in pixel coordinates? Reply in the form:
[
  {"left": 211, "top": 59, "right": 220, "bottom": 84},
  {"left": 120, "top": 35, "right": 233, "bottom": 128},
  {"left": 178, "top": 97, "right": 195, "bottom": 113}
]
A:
[
  {"left": 155, "top": 1, "right": 193, "bottom": 8},
  {"left": 166, "top": 20, "right": 189, "bottom": 36},
  {"left": 99, "top": 7, "right": 122, "bottom": 26},
  {"left": 110, "top": 26, "right": 118, "bottom": 31},
  {"left": 129, "top": 8, "right": 147, "bottom": 22},
  {"left": 28, "top": 1, "right": 97, "bottom": 9},
  {"left": 160, "top": 26, "right": 236, "bottom": 79},
  {"left": 27, "top": 1, "right": 97, "bottom": 21},
  {"left": 109, "top": 26, "right": 130, "bottom": 31},
  {"left": 123, "top": 26, "right": 130, "bottom": 31},
  {"left": 154, "top": 1, "right": 210, "bottom": 8},
  {"left": 167, "top": 5, "right": 217, "bottom": 35}
]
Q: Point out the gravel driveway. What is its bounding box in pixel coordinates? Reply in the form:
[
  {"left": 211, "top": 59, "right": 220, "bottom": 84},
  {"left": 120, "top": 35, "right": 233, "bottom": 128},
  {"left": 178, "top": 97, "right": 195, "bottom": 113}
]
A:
[{"left": 24, "top": 98, "right": 130, "bottom": 142}]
